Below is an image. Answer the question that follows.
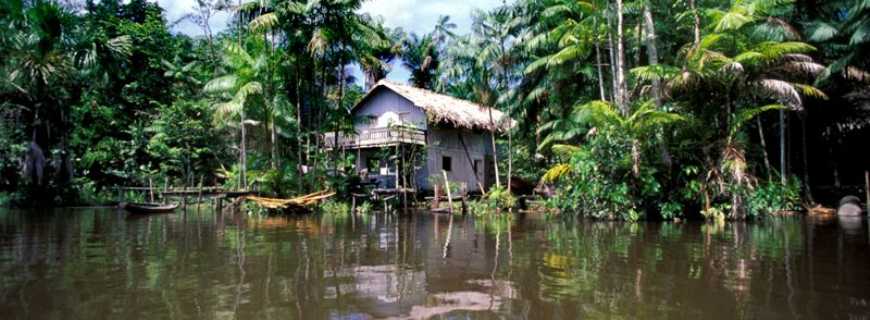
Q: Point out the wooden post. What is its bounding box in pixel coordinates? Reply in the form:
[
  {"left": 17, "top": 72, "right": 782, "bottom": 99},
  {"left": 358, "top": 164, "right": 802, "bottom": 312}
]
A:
[
  {"left": 351, "top": 195, "right": 357, "bottom": 214},
  {"left": 148, "top": 178, "right": 155, "bottom": 203},
  {"left": 460, "top": 183, "right": 468, "bottom": 214},
  {"left": 163, "top": 177, "right": 169, "bottom": 204},
  {"left": 197, "top": 176, "right": 204, "bottom": 202},
  {"left": 197, "top": 176, "right": 204, "bottom": 212},
  {"left": 432, "top": 184, "right": 441, "bottom": 209},
  {"left": 442, "top": 170, "right": 453, "bottom": 213},
  {"left": 865, "top": 170, "right": 869, "bottom": 211}
]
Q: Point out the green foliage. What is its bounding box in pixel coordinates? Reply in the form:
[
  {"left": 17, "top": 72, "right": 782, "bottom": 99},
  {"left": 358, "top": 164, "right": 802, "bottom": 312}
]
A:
[
  {"left": 320, "top": 200, "right": 351, "bottom": 216},
  {"left": 356, "top": 201, "right": 373, "bottom": 215},
  {"left": 547, "top": 135, "right": 644, "bottom": 221},
  {"left": 469, "top": 185, "right": 517, "bottom": 215},
  {"left": 146, "top": 99, "right": 223, "bottom": 181},
  {"left": 748, "top": 176, "right": 802, "bottom": 216}
]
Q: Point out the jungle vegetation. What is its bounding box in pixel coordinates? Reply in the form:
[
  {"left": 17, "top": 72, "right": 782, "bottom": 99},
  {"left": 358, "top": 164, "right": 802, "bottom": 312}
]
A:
[{"left": 0, "top": 0, "right": 867, "bottom": 220}]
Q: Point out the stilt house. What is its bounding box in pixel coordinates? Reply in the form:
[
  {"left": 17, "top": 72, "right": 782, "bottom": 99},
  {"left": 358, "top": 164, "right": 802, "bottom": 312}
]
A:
[{"left": 324, "top": 80, "right": 512, "bottom": 193}]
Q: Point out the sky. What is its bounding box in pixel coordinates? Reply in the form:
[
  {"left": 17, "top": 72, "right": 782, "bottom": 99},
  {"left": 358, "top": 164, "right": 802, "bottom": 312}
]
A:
[{"left": 154, "top": 0, "right": 505, "bottom": 85}]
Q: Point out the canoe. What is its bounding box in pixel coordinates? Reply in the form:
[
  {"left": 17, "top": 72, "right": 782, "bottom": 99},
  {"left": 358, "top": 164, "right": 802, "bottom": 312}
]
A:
[{"left": 122, "top": 202, "right": 178, "bottom": 214}]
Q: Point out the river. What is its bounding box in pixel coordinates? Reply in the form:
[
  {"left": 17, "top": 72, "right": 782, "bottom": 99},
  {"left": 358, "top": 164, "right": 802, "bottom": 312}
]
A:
[{"left": 0, "top": 208, "right": 868, "bottom": 319}]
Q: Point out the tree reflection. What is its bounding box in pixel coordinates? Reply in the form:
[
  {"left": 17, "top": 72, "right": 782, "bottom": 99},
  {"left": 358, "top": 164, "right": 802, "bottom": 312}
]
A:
[{"left": 0, "top": 210, "right": 868, "bottom": 319}]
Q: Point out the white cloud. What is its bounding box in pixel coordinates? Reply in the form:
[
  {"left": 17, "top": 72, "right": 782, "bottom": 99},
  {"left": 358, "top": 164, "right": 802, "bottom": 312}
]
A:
[
  {"left": 157, "top": 0, "right": 506, "bottom": 37},
  {"left": 154, "top": 0, "right": 506, "bottom": 84},
  {"left": 359, "top": 0, "right": 504, "bottom": 36},
  {"left": 155, "top": 0, "right": 232, "bottom": 36}
]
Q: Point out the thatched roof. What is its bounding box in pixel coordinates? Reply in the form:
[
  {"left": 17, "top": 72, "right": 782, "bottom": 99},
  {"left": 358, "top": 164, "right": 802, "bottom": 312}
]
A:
[{"left": 356, "top": 80, "right": 513, "bottom": 132}]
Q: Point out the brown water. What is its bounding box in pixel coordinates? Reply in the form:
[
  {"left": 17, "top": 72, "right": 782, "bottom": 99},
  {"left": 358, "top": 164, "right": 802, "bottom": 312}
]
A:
[{"left": 0, "top": 208, "right": 868, "bottom": 319}]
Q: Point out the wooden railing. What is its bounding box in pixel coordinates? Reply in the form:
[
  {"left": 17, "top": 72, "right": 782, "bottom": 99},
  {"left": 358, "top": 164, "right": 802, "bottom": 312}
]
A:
[{"left": 323, "top": 126, "right": 426, "bottom": 149}]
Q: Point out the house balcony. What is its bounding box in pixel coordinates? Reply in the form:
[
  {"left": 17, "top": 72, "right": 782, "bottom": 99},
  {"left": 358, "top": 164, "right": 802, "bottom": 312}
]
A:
[{"left": 323, "top": 126, "right": 426, "bottom": 149}]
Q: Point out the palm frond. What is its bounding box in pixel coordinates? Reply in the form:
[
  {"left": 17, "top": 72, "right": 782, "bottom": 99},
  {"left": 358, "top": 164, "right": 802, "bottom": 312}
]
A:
[
  {"left": 754, "top": 79, "right": 802, "bottom": 109},
  {"left": 203, "top": 75, "right": 238, "bottom": 93},
  {"left": 574, "top": 100, "right": 622, "bottom": 127},
  {"left": 552, "top": 144, "right": 581, "bottom": 158},
  {"left": 249, "top": 12, "right": 278, "bottom": 32},
  {"left": 631, "top": 64, "right": 680, "bottom": 82},
  {"left": 806, "top": 21, "right": 839, "bottom": 42},
  {"left": 543, "top": 163, "right": 572, "bottom": 183},
  {"left": 729, "top": 104, "right": 784, "bottom": 139}
]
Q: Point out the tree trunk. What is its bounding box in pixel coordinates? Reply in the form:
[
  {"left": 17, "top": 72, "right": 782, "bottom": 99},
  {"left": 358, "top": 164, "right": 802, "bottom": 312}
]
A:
[
  {"left": 594, "top": 17, "right": 607, "bottom": 101},
  {"left": 238, "top": 0, "right": 246, "bottom": 190},
  {"left": 240, "top": 109, "right": 247, "bottom": 190},
  {"left": 800, "top": 113, "right": 814, "bottom": 203},
  {"left": 642, "top": 3, "right": 661, "bottom": 107},
  {"left": 688, "top": 0, "right": 701, "bottom": 48},
  {"left": 296, "top": 70, "right": 304, "bottom": 191},
  {"left": 270, "top": 118, "right": 278, "bottom": 170},
  {"left": 757, "top": 116, "right": 773, "bottom": 180},
  {"left": 779, "top": 109, "right": 787, "bottom": 185},
  {"left": 631, "top": 139, "right": 641, "bottom": 178},
  {"left": 488, "top": 108, "right": 501, "bottom": 189},
  {"left": 333, "top": 61, "right": 345, "bottom": 178},
  {"left": 507, "top": 123, "right": 513, "bottom": 194},
  {"left": 614, "top": 0, "right": 629, "bottom": 115}
]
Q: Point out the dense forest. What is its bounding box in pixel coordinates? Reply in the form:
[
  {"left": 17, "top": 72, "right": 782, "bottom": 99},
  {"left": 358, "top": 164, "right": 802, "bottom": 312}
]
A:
[{"left": 0, "top": 0, "right": 867, "bottom": 220}]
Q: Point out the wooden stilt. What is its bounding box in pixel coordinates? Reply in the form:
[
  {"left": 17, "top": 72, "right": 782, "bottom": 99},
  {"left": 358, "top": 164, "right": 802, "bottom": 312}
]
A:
[
  {"left": 148, "top": 178, "right": 155, "bottom": 203},
  {"left": 460, "top": 184, "right": 468, "bottom": 214},
  {"left": 443, "top": 170, "right": 453, "bottom": 213},
  {"left": 351, "top": 195, "right": 357, "bottom": 214},
  {"left": 197, "top": 176, "right": 204, "bottom": 212},
  {"left": 432, "top": 184, "right": 441, "bottom": 210},
  {"left": 163, "top": 177, "right": 169, "bottom": 204}
]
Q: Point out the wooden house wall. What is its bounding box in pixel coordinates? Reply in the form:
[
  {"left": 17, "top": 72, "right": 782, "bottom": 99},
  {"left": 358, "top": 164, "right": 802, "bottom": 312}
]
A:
[
  {"left": 416, "top": 127, "right": 493, "bottom": 192},
  {"left": 354, "top": 89, "right": 427, "bottom": 131}
]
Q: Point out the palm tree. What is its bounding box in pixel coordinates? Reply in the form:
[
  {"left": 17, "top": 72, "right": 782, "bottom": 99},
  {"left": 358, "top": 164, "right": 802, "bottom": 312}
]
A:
[
  {"left": 402, "top": 33, "right": 440, "bottom": 89},
  {"left": 6, "top": 1, "right": 134, "bottom": 186},
  {"left": 542, "top": 99, "right": 683, "bottom": 182},
  {"left": 204, "top": 42, "right": 268, "bottom": 189},
  {"left": 358, "top": 18, "right": 402, "bottom": 89}
]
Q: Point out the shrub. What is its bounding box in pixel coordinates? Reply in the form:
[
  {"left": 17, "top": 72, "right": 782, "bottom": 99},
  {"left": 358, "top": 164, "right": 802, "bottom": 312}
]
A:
[{"left": 748, "top": 176, "right": 802, "bottom": 216}]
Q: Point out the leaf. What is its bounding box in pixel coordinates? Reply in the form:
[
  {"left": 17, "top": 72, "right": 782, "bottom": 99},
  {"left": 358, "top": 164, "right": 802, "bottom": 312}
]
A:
[
  {"left": 548, "top": 45, "right": 587, "bottom": 67},
  {"left": 806, "top": 21, "right": 839, "bottom": 42},
  {"left": 249, "top": 12, "right": 278, "bottom": 32},
  {"left": 781, "top": 61, "right": 825, "bottom": 77},
  {"left": 203, "top": 75, "right": 238, "bottom": 93},
  {"left": 630, "top": 64, "right": 680, "bottom": 82},
  {"left": 543, "top": 163, "right": 572, "bottom": 183},
  {"left": 552, "top": 144, "right": 581, "bottom": 157},
  {"left": 715, "top": 9, "right": 752, "bottom": 32},
  {"left": 793, "top": 83, "right": 828, "bottom": 100},
  {"left": 850, "top": 20, "right": 870, "bottom": 46},
  {"left": 729, "top": 104, "right": 784, "bottom": 138},
  {"left": 574, "top": 100, "right": 621, "bottom": 128},
  {"left": 754, "top": 79, "right": 802, "bottom": 110}
]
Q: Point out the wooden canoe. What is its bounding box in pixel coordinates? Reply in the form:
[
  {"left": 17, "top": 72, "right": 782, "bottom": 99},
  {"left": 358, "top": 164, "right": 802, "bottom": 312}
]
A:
[{"left": 122, "top": 202, "right": 178, "bottom": 214}]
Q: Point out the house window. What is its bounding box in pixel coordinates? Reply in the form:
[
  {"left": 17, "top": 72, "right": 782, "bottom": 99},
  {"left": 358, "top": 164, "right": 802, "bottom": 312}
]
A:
[{"left": 442, "top": 156, "right": 452, "bottom": 172}]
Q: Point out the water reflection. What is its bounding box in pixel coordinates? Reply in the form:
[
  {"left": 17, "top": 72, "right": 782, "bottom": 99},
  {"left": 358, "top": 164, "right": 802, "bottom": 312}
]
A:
[{"left": 0, "top": 208, "right": 868, "bottom": 319}]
